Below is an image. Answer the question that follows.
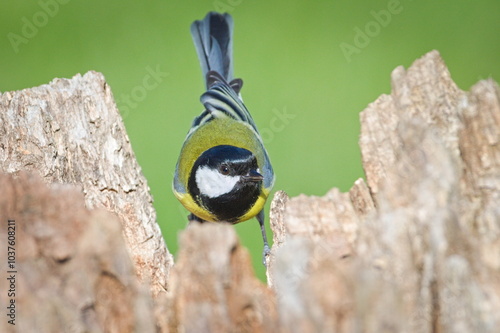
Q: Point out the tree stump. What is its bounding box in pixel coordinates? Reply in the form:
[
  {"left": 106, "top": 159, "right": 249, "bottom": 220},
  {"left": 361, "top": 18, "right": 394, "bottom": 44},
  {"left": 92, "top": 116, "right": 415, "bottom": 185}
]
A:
[
  {"left": 0, "top": 173, "right": 155, "bottom": 332},
  {"left": 0, "top": 50, "right": 498, "bottom": 332},
  {"left": 0, "top": 72, "right": 173, "bottom": 299},
  {"left": 267, "top": 50, "right": 500, "bottom": 332}
]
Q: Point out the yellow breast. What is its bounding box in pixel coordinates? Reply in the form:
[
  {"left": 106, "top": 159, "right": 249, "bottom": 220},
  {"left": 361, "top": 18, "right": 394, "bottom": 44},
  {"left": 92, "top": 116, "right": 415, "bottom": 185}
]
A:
[{"left": 174, "top": 117, "right": 269, "bottom": 223}]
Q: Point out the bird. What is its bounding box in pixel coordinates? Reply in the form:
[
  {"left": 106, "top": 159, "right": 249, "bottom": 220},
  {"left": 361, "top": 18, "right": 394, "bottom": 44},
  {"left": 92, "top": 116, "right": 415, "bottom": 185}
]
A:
[{"left": 172, "top": 12, "right": 275, "bottom": 264}]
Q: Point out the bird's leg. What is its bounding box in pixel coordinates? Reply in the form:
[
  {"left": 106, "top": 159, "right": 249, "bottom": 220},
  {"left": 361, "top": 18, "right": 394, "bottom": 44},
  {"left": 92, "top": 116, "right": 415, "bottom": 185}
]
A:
[
  {"left": 257, "top": 209, "right": 271, "bottom": 266},
  {"left": 188, "top": 213, "right": 205, "bottom": 225}
]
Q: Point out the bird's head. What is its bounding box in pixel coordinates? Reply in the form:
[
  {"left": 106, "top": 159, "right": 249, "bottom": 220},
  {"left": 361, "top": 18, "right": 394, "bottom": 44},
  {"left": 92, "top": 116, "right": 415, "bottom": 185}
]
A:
[{"left": 188, "top": 145, "right": 263, "bottom": 222}]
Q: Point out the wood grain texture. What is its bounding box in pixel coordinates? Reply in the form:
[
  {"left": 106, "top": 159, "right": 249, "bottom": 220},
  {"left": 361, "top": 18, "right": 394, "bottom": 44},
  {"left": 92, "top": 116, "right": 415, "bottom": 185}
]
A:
[
  {"left": 0, "top": 173, "right": 156, "bottom": 333},
  {"left": 159, "top": 222, "right": 279, "bottom": 333},
  {"left": 0, "top": 72, "right": 172, "bottom": 297},
  {"left": 267, "top": 50, "right": 500, "bottom": 332},
  {"left": 1, "top": 50, "right": 498, "bottom": 332}
]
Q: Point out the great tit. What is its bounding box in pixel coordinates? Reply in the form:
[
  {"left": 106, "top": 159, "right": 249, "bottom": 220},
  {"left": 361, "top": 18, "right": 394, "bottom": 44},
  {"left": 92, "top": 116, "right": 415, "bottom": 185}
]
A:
[{"left": 173, "top": 12, "right": 275, "bottom": 263}]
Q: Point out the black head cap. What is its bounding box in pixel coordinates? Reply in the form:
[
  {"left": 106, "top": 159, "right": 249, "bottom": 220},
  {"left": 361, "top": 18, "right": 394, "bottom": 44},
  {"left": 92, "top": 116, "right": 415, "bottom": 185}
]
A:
[{"left": 188, "top": 145, "right": 263, "bottom": 222}]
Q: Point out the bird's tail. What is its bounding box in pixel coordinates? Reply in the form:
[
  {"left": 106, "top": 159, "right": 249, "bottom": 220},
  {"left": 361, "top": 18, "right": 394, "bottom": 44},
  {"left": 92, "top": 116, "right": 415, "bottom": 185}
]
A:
[{"left": 191, "top": 12, "right": 234, "bottom": 89}]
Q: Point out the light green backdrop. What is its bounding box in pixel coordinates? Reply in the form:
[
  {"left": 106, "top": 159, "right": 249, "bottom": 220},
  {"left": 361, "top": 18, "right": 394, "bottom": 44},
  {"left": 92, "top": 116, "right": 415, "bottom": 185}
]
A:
[{"left": 1, "top": 0, "right": 499, "bottom": 280}]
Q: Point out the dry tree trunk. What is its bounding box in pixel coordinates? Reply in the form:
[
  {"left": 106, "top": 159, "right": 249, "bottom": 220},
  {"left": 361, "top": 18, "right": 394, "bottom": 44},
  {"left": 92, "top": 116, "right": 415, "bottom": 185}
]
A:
[
  {"left": 0, "top": 50, "right": 498, "bottom": 332},
  {"left": 0, "top": 172, "right": 156, "bottom": 333},
  {"left": 266, "top": 50, "right": 500, "bottom": 332},
  {"left": 0, "top": 71, "right": 173, "bottom": 299}
]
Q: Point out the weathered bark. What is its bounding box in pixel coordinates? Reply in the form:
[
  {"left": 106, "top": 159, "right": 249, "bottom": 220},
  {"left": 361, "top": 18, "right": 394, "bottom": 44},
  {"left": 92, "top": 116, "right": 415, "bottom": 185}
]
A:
[
  {"left": 0, "top": 172, "right": 155, "bottom": 333},
  {"left": 267, "top": 50, "right": 500, "bottom": 332},
  {"left": 158, "top": 223, "right": 279, "bottom": 333},
  {"left": 0, "top": 50, "right": 498, "bottom": 332},
  {"left": 0, "top": 72, "right": 173, "bottom": 297}
]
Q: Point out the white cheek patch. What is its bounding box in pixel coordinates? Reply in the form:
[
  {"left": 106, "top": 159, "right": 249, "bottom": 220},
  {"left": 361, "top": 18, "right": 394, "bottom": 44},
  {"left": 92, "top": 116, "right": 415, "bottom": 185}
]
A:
[{"left": 195, "top": 166, "right": 240, "bottom": 198}]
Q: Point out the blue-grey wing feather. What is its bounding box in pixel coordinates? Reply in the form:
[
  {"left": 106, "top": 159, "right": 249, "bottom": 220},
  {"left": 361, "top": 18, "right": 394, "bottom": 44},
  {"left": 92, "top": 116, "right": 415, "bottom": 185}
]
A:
[
  {"left": 190, "top": 12, "right": 234, "bottom": 86},
  {"left": 189, "top": 12, "right": 275, "bottom": 190}
]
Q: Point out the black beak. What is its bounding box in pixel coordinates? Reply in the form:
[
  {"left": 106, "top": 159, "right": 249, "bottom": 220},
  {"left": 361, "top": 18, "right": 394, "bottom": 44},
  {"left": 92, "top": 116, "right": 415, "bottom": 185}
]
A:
[{"left": 242, "top": 169, "right": 263, "bottom": 182}]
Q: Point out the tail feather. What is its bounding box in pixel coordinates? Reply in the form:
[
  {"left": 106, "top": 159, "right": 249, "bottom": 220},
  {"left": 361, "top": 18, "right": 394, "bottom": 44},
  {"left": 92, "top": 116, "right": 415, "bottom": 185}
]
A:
[{"left": 190, "top": 12, "right": 234, "bottom": 87}]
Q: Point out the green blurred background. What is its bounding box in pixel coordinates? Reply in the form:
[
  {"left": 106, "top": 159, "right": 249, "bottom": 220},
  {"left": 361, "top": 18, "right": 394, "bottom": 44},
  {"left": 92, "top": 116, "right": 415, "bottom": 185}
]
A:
[{"left": 1, "top": 0, "right": 499, "bottom": 280}]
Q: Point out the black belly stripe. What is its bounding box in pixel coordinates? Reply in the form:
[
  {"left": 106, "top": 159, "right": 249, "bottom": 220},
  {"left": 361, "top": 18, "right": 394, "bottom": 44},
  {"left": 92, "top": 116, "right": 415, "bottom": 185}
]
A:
[
  {"left": 188, "top": 170, "right": 260, "bottom": 222},
  {"left": 201, "top": 182, "right": 260, "bottom": 222}
]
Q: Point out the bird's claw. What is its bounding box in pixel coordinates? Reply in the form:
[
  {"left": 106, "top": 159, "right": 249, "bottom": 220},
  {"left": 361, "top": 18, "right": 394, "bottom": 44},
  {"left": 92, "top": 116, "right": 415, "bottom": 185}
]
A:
[{"left": 262, "top": 244, "right": 271, "bottom": 266}]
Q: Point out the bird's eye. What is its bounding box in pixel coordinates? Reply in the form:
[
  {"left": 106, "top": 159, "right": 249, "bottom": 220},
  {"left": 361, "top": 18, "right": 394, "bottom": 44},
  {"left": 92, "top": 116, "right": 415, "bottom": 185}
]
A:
[{"left": 219, "top": 164, "right": 230, "bottom": 175}]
